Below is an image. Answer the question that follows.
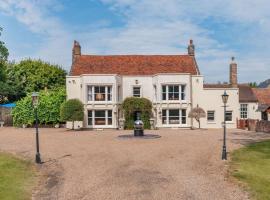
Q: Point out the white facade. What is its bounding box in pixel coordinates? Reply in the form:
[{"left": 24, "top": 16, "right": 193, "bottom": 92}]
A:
[{"left": 67, "top": 72, "right": 241, "bottom": 129}]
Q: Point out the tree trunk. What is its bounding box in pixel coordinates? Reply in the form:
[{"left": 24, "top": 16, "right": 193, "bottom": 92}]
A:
[{"left": 72, "top": 121, "right": 74, "bottom": 130}]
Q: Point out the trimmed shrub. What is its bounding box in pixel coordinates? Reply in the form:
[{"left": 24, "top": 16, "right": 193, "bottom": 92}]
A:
[
  {"left": 121, "top": 97, "right": 152, "bottom": 129},
  {"left": 60, "top": 99, "right": 84, "bottom": 129},
  {"left": 12, "top": 87, "right": 66, "bottom": 127}
]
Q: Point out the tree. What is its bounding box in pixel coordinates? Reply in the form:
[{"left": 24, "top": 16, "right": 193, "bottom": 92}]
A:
[
  {"left": 188, "top": 105, "right": 206, "bottom": 129},
  {"left": 248, "top": 82, "right": 257, "bottom": 88},
  {"left": 0, "top": 27, "right": 10, "bottom": 104},
  {"left": 12, "top": 87, "right": 66, "bottom": 127},
  {"left": 0, "top": 27, "right": 9, "bottom": 61},
  {"left": 60, "top": 99, "right": 84, "bottom": 130},
  {"left": 5, "top": 59, "right": 67, "bottom": 100}
]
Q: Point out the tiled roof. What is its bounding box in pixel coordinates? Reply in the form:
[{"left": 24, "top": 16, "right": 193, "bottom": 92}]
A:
[
  {"left": 70, "top": 55, "right": 199, "bottom": 76},
  {"left": 238, "top": 84, "right": 258, "bottom": 103},
  {"left": 203, "top": 84, "right": 231, "bottom": 88},
  {"left": 252, "top": 88, "right": 270, "bottom": 105}
]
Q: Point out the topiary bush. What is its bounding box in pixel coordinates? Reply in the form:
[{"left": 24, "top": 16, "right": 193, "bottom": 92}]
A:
[
  {"left": 60, "top": 99, "right": 84, "bottom": 129},
  {"left": 12, "top": 87, "right": 66, "bottom": 127},
  {"left": 121, "top": 97, "right": 152, "bottom": 129}
]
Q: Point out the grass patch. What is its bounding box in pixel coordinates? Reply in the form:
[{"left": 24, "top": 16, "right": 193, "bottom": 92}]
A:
[
  {"left": 0, "top": 153, "right": 37, "bottom": 200},
  {"left": 230, "top": 140, "right": 270, "bottom": 200}
]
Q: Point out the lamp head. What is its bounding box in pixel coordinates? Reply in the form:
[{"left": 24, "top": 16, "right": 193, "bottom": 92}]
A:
[
  {"left": 32, "top": 92, "right": 39, "bottom": 108},
  {"left": 222, "top": 91, "right": 229, "bottom": 104}
]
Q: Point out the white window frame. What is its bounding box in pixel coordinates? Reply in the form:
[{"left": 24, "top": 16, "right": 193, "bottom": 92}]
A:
[
  {"left": 161, "top": 84, "right": 186, "bottom": 101},
  {"left": 240, "top": 104, "right": 248, "bottom": 119},
  {"left": 87, "top": 85, "right": 112, "bottom": 102},
  {"left": 133, "top": 86, "right": 141, "bottom": 97},
  {"left": 87, "top": 110, "right": 113, "bottom": 127},
  {"left": 162, "top": 109, "right": 187, "bottom": 126},
  {"left": 207, "top": 111, "right": 215, "bottom": 121}
]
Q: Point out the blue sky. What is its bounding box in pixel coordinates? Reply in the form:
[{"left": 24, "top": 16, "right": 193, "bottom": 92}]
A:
[{"left": 0, "top": 0, "right": 269, "bottom": 83}]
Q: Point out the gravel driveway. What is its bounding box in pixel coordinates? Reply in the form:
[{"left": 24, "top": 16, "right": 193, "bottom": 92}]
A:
[{"left": 0, "top": 128, "right": 269, "bottom": 200}]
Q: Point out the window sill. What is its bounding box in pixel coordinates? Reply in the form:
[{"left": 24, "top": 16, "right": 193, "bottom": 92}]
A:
[{"left": 207, "top": 121, "right": 216, "bottom": 124}]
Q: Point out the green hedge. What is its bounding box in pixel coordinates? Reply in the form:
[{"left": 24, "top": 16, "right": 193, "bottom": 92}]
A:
[
  {"left": 121, "top": 97, "right": 152, "bottom": 129},
  {"left": 60, "top": 99, "right": 84, "bottom": 122},
  {"left": 12, "top": 88, "right": 66, "bottom": 126}
]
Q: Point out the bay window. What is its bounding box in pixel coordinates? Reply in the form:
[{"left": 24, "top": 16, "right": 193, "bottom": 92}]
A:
[
  {"left": 87, "top": 85, "right": 112, "bottom": 101},
  {"left": 162, "top": 85, "right": 186, "bottom": 101},
  {"left": 88, "top": 110, "right": 113, "bottom": 126},
  {"left": 162, "top": 109, "right": 187, "bottom": 125}
]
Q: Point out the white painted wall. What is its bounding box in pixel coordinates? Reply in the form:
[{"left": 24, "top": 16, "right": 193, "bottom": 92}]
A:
[{"left": 192, "top": 75, "right": 239, "bottom": 128}]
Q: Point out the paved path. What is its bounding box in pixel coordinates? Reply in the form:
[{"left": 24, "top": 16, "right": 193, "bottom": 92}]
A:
[{"left": 0, "top": 128, "right": 269, "bottom": 200}]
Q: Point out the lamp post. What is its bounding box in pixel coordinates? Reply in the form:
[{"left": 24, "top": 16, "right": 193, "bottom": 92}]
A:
[
  {"left": 32, "top": 92, "right": 41, "bottom": 164},
  {"left": 221, "top": 91, "right": 229, "bottom": 160}
]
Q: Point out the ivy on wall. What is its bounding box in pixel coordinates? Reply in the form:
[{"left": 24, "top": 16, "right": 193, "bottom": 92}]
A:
[
  {"left": 121, "top": 97, "right": 152, "bottom": 129},
  {"left": 12, "top": 87, "right": 66, "bottom": 127}
]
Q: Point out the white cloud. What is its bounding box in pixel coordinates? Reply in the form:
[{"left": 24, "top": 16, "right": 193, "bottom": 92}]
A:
[{"left": 0, "top": 0, "right": 269, "bottom": 83}]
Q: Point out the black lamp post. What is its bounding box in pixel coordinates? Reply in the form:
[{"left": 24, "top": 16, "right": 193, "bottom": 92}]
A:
[
  {"left": 221, "top": 91, "right": 229, "bottom": 160},
  {"left": 32, "top": 92, "right": 41, "bottom": 164}
]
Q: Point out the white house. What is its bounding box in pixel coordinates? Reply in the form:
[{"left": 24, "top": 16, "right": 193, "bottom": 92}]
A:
[{"left": 66, "top": 40, "right": 254, "bottom": 129}]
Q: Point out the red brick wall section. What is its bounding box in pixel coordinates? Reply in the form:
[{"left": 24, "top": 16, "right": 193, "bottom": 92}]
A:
[{"left": 256, "top": 120, "right": 270, "bottom": 133}]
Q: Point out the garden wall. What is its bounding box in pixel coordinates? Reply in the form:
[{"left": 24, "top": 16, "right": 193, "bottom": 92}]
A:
[{"left": 256, "top": 120, "right": 270, "bottom": 133}]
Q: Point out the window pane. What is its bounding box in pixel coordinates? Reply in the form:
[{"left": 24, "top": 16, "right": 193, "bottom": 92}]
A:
[
  {"left": 169, "top": 109, "right": 179, "bottom": 116},
  {"left": 169, "top": 109, "right": 179, "bottom": 124},
  {"left": 94, "top": 86, "right": 100, "bottom": 93},
  {"left": 174, "top": 85, "right": 179, "bottom": 92},
  {"left": 168, "top": 85, "right": 174, "bottom": 92},
  {"left": 240, "top": 104, "right": 248, "bottom": 119},
  {"left": 181, "top": 85, "right": 186, "bottom": 100},
  {"left": 100, "top": 86, "right": 105, "bottom": 93},
  {"left": 162, "top": 110, "right": 167, "bottom": 124},
  {"left": 88, "top": 110, "right": 92, "bottom": 125},
  {"left": 108, "top": 110, "right": 112, "bottom": 125},
  {"left": 162, "top": 93, "right": 166, "bottom": 100},
  {"left": 107, "top": 86, "right": 112, "bottom": 101},
  {"left": 181, "top": 109, "right": 186, "bottom": 124},
  {"left": 95, "top": 110, "right": 105, "bottom": 117},
  {"left": 87, "top": 86, "right": 92, "bottom": 101},
  {"left": 162, "top": 85, "right": 166, "bottom": 93}
]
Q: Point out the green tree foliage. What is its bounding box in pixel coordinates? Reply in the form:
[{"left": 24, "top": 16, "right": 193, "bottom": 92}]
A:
[
  {"left": 6, "top": 59, "right": 66, "bottom": 98},
  {"left": 248, "top": 82, "right": 258, "bottom": 88},
  {"left": 60, "top": 99, "right": 84, "bottom": 129},
  {"left": 0, "top": 27, "right": 10, "bottom": 104},
  {"left": 121, "top": 97, "right": 152, "bottom": 129},
  {"left": 12, "top": 87, "right": 66, "bottom": 126},
  {"left": 0, "top": 27, "right": 8, "bottom": 61}
]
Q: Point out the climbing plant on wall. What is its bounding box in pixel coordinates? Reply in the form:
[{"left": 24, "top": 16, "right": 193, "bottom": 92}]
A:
[{"left": 121, "top": 97, "right": 152, "bottom": 129}]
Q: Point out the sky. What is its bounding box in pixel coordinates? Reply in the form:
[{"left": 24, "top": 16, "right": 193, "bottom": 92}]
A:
[{"left": 0, "top": 0, "right": 269, "bottom": 83}]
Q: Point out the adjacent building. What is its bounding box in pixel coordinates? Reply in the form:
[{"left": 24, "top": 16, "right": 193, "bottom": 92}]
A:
[{"left": 67, "top": 40, "right": 262, "bottom": 129}]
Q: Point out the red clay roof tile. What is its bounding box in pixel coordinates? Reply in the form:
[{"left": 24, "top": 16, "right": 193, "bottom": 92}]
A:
[
  {"left": 70, "top": 55, "right": 199, "bottom": 76},
  {"left": 252, "top": 88, "right": 270, "bottom": 104}
]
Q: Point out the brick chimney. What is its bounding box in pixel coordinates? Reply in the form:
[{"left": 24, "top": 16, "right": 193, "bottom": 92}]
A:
[
  {"left": 188, "top": 39, "right": 195, "bottom": 56},
  {"left": 229, "top": 57, "right": 238, "bottom": 88},
  {"left": 72, "top": 40, "right": 81, "bottom": 64}
]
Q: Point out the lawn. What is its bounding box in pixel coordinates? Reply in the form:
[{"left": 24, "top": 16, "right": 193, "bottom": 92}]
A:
[
  {"left": 231, "top": 140, "right": 270, "bottom": 200},
  {"left": 0, "top": 153, "right": 37, "bottom": 200}
]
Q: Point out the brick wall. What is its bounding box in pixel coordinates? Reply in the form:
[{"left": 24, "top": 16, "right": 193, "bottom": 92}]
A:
[{"left": 256, "top": 120, "right": 270, "bottom": 133}]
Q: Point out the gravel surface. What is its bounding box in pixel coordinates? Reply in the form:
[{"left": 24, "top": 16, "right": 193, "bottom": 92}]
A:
[{"left": 0, "top": 127, "right": 269, "bottom": 200}]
